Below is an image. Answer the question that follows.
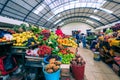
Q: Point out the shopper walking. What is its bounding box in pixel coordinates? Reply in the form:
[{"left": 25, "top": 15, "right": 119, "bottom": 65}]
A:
[
  {"left": 75, "top": 31, "right": 80, "bottom": 47},
  {"left": 81, "top": 33, "right": 86, "bottom": 48}
]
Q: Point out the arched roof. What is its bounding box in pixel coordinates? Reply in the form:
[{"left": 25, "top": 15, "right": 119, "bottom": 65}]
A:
[{"left": 0, "top": 0, "right": 120, "bottom": 28}]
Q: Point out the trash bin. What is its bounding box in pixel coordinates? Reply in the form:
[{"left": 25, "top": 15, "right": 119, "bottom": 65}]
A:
[
  {"left": 94, "top": 52, "right": 100, "bottom": 61},
  {"left": 71, "top": 64, "right": 85, "bottom": 80}
]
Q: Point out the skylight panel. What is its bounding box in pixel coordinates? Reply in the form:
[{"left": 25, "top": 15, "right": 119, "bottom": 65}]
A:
[
  {"left": 94, "top": 9, "right": 98, "bottom": 13},
  {"left": 90, "top": 16, "right": 100, "bottom": 20},
  {"left": 57, "top": 14, "right": 61, "bottom": 17},
  {"left": 44, "top": 0, "right": 52, "bottom": 4},
  {"left": 49, "top": 4, "right": 55, "bottom": 9},
  {"left": 34, "top": 4, "right": 46, "bottom": 14},
  {"left": 51, "top": 0, "right": 107, "bottom": 15},
  {"left": 98, "top": 0, "right": 105, "bottom": 3},
  {"left": 69, "top": 4, "right": 74, "bottom": 9},
  {"left": 47, "top": 16, "right": 54, "bottom": 21},
  {"left": 100, "top": 8, "right": 113, "bottom": 13},
  {"left": 86, "top": 3, "right": 93, "bottom": 7},
  {"left": 81, "top": 3, "right": 86, "bottom": 7},
  {"left": 54, "top": 7, "right": 64, "bottom": 15},
  {"left": 47, "top": 14, "right": 61, "bottom": 21},
  {"left": 69, "top": 0, "right": 79, "bottom": 4},
  {"left": 54, "top": 19, "right": 62, "bottom": 24},
  {"left": 75, "top": 3, "right": 81, "bottom": 8},
  {"left": 86, "top": 20, "right": 94, "bottom": 24},
  {"left": 64, "top": 5, "right": 70, "bottom": 10}
]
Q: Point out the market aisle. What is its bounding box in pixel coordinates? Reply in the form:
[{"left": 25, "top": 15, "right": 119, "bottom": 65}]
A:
[{"left": 78, "top": 45, "right": 120, "bottom": 80}]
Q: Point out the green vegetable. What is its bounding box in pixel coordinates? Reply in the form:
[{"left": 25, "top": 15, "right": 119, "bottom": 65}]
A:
[{"left": 58, "top": 52, "right": 75, "bottom": 64}]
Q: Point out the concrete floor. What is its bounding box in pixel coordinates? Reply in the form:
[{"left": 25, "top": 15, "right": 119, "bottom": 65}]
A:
[
  {"left": 61, "top": 44, "right": 120, "bottom": 80},
  {"left": 78, "top": 44, "right": 120, "bottom": 80}
]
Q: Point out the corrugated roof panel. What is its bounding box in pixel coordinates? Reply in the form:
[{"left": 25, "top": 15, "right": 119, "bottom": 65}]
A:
[
  {"left": 2, "top": 10, "right": 24, "bottom": 20},
  {"left": 28, "top": 13, "right": 41, "bottom": 20},
  {"left": 7, "top": 1, "right": 29, "bottom": 14},
  {"left": 0, "top": 4, "right": 3, "bottom": 10},
  {"left": 11, "top": 0, "right": 33, "bottom": 10},
  {"left": 0, "top": 0, "right": 7, "bottom": 4},
  {"left": 4, "top": 7, "right": 26, "bottom": 17},
  {"left": 24, "top": 0, "right": 38, "bottom": 7}
]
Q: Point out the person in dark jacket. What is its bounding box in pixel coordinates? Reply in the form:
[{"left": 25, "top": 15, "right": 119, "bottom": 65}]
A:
[
  {"left": 81, "top": 33, "right": 86, "bottom": 48},
  {"left": 76, "top": 31, "right": 81, "bottom": 47}
]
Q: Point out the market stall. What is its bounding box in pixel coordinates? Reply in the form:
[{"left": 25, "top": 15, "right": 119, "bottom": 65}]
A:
[
  {"left": 0, "top": 24, "right": 86, "bottom": 80},
  {"left": 94, "top": 23, "right": 120, "bottom": 76}
]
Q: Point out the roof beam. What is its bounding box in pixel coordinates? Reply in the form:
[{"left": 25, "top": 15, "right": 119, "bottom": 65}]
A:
[{"left": 0, "top": 0, "right": 11, "bottom": 14}]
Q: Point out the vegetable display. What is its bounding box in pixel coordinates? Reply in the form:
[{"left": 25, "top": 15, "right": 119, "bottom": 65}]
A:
[
  {"left": 45, "top": 58, "right": 61, "bottom": 73},
  {"left": 70, "top": 54, "right": 85, "bottom": 66},
  {"left": 37, "top": 45, "right": 52, "bottom": 57},
  {"left": 58, "top": 48, "right": 75, "bottom": 64},
  {"left": 5, "top": 23, "right": 79, "bottom": 65}
]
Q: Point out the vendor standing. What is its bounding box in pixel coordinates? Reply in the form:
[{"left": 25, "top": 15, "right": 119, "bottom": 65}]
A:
[{"left": 55, "top": 26, "right": 64, "bottom": 37}]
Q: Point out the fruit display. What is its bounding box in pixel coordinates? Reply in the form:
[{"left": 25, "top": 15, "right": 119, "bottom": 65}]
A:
[
  {"left": 12, "top": 31, "right": 38, "bottom": 46},
  {"left": 57, "top": 38, "right": 77, "bottom": 48},
  {"left": 109, "top": 39, "right": 120, "bottom": 47},
  {"left": 58, "top": 48, "right": 75, "bottom": 64},
  {"left": 37, "top": 45, "right": 52, "bottom": 57},
  {"left": 45, "top": 58, "right": 61, "bottom": 73},
  {"left": 70, "top": 54, "right": 86, "bottom": 66}
]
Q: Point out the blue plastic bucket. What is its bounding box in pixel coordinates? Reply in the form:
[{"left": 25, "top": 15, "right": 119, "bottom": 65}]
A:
[{"left": 43, "top": 67, "right": 61, "bottom": 80}]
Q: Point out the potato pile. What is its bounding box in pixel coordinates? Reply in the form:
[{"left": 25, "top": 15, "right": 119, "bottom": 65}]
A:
[
  {"left": 45, "top": 58, "right": 61, "bottom": 73},
  {"left": 70, "top": 54, "right": 85, "bottom": 66}
]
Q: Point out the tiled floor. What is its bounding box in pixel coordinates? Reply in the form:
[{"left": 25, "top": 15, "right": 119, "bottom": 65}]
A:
[{"left": 78, "top": 44, "right": 120, "bottom": 80}]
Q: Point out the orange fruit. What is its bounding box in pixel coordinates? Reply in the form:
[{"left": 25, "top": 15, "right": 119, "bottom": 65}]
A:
[
  {"left": 0, "top": 39, "right": 2, "bottom": 42},
  {"left": 2, "top": 37, "right": 6, "bottom": 40}
]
